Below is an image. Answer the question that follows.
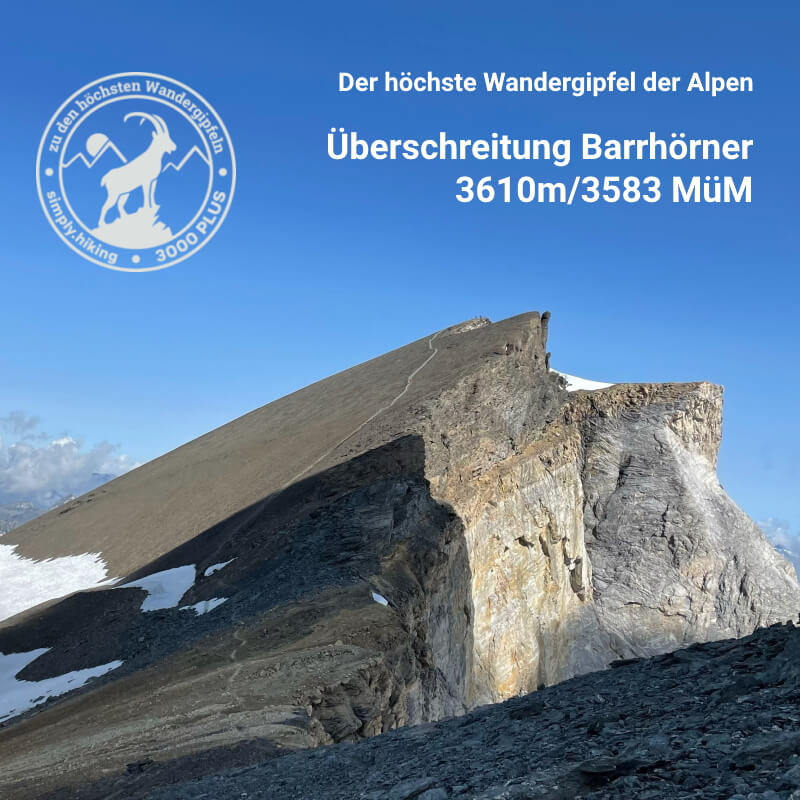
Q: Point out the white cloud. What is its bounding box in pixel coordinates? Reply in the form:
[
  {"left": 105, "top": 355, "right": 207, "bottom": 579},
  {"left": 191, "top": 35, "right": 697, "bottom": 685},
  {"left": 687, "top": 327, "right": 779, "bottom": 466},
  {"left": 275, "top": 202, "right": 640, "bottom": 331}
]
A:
[
  {"left": 0, "top": 411, "right": 40, "bottom": 436},
  {"left": 0, "top": 412, "right": 139, "bottom": 508},
  {"left": 759, "top": 518, "right": 796, "bottom": 550},
  {"left": 760, "top": 518, "right": 800, "bottom": 577}
]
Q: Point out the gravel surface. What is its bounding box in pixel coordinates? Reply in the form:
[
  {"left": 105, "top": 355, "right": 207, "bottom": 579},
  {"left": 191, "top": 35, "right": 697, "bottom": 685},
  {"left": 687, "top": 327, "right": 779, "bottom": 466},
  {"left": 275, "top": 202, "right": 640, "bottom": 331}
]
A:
[{"left": 73, "top": 619, "right": 800, "bottom": 799}]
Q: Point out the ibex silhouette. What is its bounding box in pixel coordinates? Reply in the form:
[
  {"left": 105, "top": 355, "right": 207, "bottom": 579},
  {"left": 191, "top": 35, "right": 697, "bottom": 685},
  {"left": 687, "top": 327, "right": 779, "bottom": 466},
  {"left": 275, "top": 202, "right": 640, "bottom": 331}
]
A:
[{"left": 98, "top": 113, "right": 176, "bottom": 226}]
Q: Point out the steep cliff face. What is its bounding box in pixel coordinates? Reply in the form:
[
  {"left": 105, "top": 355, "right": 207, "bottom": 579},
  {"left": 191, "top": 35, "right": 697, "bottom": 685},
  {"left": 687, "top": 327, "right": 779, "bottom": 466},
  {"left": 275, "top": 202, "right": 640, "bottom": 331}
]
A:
[
  {"left": 1, "top": 313, "right": 797, "bottom": 799},
  {"left": 572, "top": 383, "right": 798, "bottom": 668},
  {"left": 397, "top": 340, "right": 800, "bottom": 705}
]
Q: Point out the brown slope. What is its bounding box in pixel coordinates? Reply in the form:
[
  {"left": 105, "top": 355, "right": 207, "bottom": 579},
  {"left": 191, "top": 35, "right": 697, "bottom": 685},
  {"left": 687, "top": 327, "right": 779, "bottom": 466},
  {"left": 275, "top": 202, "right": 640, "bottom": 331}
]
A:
[{"left": 3, "top": 313, "right": 542, "bottom": 582}]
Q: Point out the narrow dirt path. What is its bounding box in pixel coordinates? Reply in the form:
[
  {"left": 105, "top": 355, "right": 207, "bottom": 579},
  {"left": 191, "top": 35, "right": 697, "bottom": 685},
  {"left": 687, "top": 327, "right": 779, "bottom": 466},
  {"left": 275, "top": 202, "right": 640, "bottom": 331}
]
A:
[
  {"left": 224, "top": 330, "right": 443, "bottom": 716},
  {"left": 286, "top": 330, "right": 442, "bottom": 486}
]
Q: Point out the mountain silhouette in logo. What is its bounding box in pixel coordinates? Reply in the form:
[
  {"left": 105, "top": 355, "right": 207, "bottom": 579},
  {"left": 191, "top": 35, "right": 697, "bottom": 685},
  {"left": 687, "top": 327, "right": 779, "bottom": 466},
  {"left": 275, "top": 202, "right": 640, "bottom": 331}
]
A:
[
  {"left": 160, "top": 145, "right": 210, "bottom": 173},
  {"left": 63, "top": 139, "right": 128, "bottom": 171}
]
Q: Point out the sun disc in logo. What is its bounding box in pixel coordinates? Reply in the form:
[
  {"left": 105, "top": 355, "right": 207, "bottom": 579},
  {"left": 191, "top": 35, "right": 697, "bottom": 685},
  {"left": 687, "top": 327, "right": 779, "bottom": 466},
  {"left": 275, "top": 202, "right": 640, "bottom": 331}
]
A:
[{"left": 36, "top": 72, "right": 235, "bottom": 272}]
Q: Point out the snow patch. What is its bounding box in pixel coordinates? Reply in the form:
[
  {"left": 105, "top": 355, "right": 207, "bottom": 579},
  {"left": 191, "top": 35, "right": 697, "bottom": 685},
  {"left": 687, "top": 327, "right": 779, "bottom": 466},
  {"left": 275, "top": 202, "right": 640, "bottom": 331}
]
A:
[
  {"left": 372, "top": 591, "right": 389, "bottom": 606},
  {"left": 0, "top": 544, "right": 116, "bottom": 624},
  {"left": 203, "top": 559, "right": 234, "bottom": 577},
  {"left": 180, "top": 597, "right": 228, "bottom": 615},
  {"left": 551, "top": 369, "right": 614, "bottom": 392},
  {"left": 0, "top": 648, "right": 123, "bottom": 722},
  {"left": 119, "top": 565, "right": 196, "bottom": 612}
]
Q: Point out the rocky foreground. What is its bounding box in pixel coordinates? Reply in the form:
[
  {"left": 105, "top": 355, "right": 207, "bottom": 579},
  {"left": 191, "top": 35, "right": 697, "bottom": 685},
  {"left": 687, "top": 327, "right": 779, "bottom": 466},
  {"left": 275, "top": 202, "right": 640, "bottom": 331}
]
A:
[{"left": 57, "top": 619, "right": 800, "bottom": 799}]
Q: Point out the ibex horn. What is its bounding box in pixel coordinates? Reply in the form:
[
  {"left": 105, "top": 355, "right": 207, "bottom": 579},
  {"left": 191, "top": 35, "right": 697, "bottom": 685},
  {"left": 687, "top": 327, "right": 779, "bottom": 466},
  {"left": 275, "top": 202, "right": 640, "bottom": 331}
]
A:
[
  {"left": 152, "top": 114, "right": 168, "bottom": 134},
  {"left": 123, "top": 112, "right": 166, "bottom": 134}
]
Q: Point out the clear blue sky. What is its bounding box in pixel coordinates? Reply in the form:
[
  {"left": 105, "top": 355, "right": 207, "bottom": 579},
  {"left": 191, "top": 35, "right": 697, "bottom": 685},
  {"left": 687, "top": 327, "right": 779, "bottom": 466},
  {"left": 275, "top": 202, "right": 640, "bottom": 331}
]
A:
[{"left": 0, "top": 2, "right": 797, "bottom": 534}]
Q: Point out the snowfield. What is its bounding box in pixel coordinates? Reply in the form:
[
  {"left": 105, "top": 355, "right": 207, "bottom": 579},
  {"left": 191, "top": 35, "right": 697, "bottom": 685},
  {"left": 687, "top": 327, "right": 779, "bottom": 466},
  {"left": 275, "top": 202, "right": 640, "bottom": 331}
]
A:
[
  {"left": 203, "top": 559, "right": 235, "bottom": 577},
  {"left": 119, "top": 565, "right": 197, "bottom": 612},
  {"left": 0, "top": 648, "right": 123, "bottom": 722},
  {"left": 551, "top": 369, "right": 614, "bottom": 392},
  {"left": 180, "top": 597, "right": 228, "bottom": 615},
  {"left": 0, "top": 544, "right": 116, "bottom": 624},
  {"left": 120, "top": 565, "right": 229, "bottom": 614},
  {"left": 0, "top": 544, "right": 229, "bottom": 624}
]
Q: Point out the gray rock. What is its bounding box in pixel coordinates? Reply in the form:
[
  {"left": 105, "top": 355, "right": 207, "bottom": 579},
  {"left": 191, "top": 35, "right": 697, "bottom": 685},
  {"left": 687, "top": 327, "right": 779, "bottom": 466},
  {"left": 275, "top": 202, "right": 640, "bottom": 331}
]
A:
[
  {"left": 418, "top": 790, "right": 448, "bottom": 800},
  {"left": 387, "top": 777, "right": 438, "bottom": 799},
  {"left": 783, "top": 764, "right": 800, "bottom": 786},
  {"left": 72, "top": 622, "right": 800, "bottom": 799}
]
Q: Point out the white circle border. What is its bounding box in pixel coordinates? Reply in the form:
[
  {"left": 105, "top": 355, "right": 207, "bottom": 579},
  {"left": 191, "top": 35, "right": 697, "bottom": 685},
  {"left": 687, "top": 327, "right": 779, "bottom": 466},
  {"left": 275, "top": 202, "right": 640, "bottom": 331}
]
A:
[{"left": 36, "top": 72, "right": 236, "bottom": 273}]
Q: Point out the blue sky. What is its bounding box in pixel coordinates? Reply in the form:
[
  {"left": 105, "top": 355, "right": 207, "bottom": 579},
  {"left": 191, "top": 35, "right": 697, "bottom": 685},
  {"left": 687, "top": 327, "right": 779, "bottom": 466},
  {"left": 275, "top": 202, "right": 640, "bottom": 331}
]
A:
[{"left": 0, "top": 2, "right": 797, "bottom": 538}]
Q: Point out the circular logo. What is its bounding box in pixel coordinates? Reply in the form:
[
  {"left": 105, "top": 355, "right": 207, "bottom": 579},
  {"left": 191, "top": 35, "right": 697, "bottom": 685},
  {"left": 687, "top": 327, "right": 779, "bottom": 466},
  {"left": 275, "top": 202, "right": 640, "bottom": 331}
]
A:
[{"left": 36, "top": 72, "right": 235, "bottom": 272}]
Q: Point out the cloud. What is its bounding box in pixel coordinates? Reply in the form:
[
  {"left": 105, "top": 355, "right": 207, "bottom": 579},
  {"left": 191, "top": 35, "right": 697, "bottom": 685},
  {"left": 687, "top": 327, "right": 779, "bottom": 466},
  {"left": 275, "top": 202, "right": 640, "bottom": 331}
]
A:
[
  {"left": 759, "top": 518, "right": 796, "bottom": 550},
  {"left": 0, "top": 411, "right": 40, "bottom": 436},
  {"left": 0, "top": 413, "right": 139, "bottom": 507},
  {"left": 759, "top": 518, "right": 800, "bottom": 577}
]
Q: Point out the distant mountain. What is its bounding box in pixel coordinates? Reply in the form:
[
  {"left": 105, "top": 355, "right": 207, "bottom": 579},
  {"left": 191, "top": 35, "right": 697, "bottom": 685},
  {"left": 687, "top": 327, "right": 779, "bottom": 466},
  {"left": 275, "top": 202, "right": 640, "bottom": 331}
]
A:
[
  {"left": 758, "top": 519, "right": 800, "bottom": 578},
  {"left": 0, "top": 473, "right": 116, "bottom": 535},
  {"left": 0, "top": 502, "right": 41, "bottom": 535}
]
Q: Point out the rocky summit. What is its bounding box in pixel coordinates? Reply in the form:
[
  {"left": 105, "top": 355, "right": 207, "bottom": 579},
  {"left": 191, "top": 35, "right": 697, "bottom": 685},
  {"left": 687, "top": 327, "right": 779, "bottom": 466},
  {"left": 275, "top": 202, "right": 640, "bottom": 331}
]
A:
[{"left": 0, "top": 312, "right": 797, "bottom": 798}]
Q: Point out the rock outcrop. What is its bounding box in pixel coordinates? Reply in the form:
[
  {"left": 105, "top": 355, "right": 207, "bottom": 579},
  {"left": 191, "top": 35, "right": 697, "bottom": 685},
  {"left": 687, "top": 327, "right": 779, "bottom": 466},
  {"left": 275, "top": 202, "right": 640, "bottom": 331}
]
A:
[
  {"left": 570, "top": 382, "right": 798, "bottom": 671},
  {"left": 0, "top": 312, "right": 797, "bottom": 798}
]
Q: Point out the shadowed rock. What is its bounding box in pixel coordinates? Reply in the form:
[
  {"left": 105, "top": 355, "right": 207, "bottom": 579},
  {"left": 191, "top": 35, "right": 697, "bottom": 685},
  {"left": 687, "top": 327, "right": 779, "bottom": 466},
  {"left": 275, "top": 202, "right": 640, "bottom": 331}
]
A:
[{"left": 42, "top": 622, "right": 800, "bottom": 799}]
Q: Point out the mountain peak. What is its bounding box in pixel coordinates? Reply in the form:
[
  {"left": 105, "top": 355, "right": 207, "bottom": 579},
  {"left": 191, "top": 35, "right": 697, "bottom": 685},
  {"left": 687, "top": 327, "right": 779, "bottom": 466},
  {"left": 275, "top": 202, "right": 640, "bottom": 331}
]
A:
[{"left": 0, "top": 312, "right": 796, "bottom": 798}]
